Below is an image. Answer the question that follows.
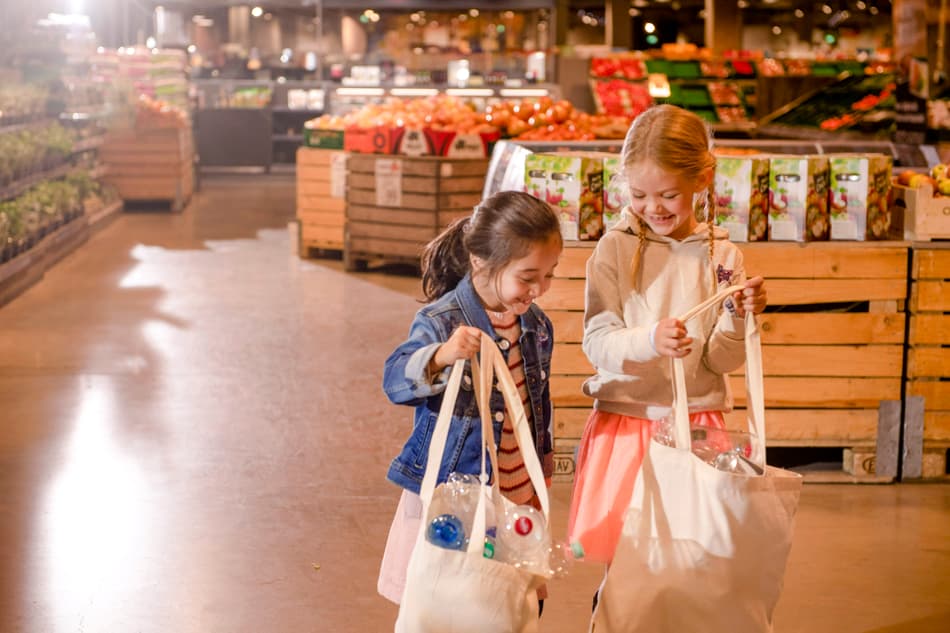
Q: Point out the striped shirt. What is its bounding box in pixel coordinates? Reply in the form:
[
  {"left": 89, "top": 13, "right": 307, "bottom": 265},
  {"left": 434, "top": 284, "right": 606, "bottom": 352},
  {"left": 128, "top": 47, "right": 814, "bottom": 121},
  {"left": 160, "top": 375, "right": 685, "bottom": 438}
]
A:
[{"left": 488, "top": 312, "right": 536, "bottom": 506}]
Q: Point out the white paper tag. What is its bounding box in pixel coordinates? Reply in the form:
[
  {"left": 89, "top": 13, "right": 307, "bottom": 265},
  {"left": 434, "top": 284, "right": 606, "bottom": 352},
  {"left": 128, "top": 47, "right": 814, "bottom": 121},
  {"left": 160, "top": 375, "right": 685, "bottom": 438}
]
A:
[
  {"left": 831, "top": 217, "right": 859, "bottom": 240},
  {"left": 330, "top": 152, "right": 347, "bottom": 199},
  {"left": 375, "top": 158, "right": 403, "bottom": 208},
  {"left": 723, "top": 221, "right": 748, "bottom": 242},
  {"left": 769, "top": 219, "right": 799, "bottom": 241}
]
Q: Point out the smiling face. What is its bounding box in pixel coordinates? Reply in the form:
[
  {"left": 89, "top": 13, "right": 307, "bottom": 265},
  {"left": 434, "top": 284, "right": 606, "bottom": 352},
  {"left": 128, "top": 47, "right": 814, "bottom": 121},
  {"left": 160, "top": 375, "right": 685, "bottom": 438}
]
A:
[
  {"left": 472, "top": 236, "right": 561, "bottom": 315},
  {"left": 626, "top": 160, "right": 711, "bottom": 241}
]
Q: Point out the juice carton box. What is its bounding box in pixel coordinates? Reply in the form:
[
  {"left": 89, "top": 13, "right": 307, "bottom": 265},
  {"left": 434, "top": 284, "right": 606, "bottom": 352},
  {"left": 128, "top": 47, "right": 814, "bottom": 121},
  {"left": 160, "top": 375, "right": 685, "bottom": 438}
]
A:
[
  {"left": 768, "top": 155, "right": 830, "bottom": 241},
  {"left": 526, "top": 152, "right": 605, "bottom": 241},
  {"left": 713, "top": 155, "right": 770, "bottom": 242},
  {"left": 603, "top": 155, "right": 631, "bottom": 231},
  {"left": 524, "top": 153, "right": 553, "bottom": 202},
  {"left": 828, "top": 153, "right": 892, "bottom": 240}
]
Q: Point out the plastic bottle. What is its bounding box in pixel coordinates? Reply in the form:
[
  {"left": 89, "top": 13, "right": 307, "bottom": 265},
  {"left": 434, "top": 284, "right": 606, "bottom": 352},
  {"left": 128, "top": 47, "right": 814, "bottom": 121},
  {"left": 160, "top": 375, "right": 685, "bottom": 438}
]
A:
[
  {"left": 495, "top": 504, "right": 551, "bottom": 575},
  {"left": 548, "top": 540, "right": 585, "bottom": 579},
  {"left": 427, "top": 514, "right": 466, "bottom": 550},
  {"left": 425, "top": 472, "right": 480, "bottom": 550}
]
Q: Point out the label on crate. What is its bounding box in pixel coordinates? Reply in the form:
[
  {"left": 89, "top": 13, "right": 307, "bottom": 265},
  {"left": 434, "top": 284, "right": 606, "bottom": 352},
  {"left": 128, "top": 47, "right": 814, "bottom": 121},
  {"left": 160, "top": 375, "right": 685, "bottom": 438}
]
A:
[
  {"left": 397, "top": 128, "right": 432, "bottom": 156},
  {"left": 330, "top": 152, "right": 347, "bottom": 198},
  {"left": 375, "top": 158, "right": 403, "bottom": 208}
]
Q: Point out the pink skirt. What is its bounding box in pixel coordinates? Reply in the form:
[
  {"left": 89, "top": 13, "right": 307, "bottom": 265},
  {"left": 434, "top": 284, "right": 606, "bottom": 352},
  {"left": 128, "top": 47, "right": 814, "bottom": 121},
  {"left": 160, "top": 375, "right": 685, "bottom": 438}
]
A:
[{"left": 567, "top": 409, "right": 725, "bottom": 564}]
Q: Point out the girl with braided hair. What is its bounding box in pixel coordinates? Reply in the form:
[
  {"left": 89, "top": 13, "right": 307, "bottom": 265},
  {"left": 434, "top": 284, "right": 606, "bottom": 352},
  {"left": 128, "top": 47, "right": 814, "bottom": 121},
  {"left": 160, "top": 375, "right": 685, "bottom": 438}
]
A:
[{"left": 567, "top": 105, "right": 768, "bottom": 566}]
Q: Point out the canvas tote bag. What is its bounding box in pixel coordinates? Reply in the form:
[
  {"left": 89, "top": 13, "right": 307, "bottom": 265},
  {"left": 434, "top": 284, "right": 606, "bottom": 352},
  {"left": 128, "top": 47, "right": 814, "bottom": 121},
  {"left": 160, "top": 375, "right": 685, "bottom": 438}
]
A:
[
  {"left": 591, "top": 286, "right": 804, "bottom": 633},
  {"left": 395, "top": 333, "right": 551, "bottom": 633}
]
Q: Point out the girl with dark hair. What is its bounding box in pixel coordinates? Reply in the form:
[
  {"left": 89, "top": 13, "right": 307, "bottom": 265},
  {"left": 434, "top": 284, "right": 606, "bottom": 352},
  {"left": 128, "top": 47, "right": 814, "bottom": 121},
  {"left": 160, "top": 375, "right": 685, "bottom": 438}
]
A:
[{"left": 378, "top": 190, "right": 563, "bottom": 611}]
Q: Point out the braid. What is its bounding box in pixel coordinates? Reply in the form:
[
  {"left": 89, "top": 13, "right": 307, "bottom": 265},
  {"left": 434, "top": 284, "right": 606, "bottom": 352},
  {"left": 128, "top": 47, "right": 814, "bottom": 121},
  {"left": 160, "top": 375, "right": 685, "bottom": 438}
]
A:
[
  {"left": 706, "top": 183, "right": 717, "bottom": 295},
  {"left": 630, "top": 216, "right": 649, "bottom": 290}
]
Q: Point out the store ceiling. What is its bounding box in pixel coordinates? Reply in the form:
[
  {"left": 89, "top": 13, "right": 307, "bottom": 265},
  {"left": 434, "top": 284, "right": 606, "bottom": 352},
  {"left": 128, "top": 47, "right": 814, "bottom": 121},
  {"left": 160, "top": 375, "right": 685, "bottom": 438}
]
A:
[{"left": 150, "top": 1, "right": 556, "bottom": 9}]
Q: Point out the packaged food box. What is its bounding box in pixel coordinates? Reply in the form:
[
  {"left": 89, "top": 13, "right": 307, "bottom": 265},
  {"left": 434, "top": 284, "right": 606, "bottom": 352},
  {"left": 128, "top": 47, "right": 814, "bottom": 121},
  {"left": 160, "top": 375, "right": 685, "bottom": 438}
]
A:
[
  {"left": 603, "top": 155, "right": 631, "bottom": 231},
  {"left": 828, "top": 153, "right": 892, "bottom": 240},
  {"left": 524, "top": 153, "right": 553, "bottom": 201},
  {"left": 524, "top": 152, "right": 605, "bottom": 241},
  {"left": 714, "top": 155, "right": 770, "bottom": 242},
  {"left": 768, "top": 155, "right": 830, "bottom": 241},
  {"left": 304, "top": 127, "right": 344, "bottom": 150}
]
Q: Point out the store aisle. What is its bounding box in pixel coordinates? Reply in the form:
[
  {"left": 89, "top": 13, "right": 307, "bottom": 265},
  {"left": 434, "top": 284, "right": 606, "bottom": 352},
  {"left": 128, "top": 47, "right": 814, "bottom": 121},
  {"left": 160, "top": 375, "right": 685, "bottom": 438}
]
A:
[{"left": 0, "top": 174, "right": 948, "bottom": 633}]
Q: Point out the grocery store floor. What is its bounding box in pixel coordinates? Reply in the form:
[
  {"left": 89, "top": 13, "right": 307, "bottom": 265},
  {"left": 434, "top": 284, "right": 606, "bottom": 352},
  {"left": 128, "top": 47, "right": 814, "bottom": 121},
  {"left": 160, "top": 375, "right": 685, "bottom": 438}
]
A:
[{"left": 0, "top": 172, "right": 948, "bottom": 633}]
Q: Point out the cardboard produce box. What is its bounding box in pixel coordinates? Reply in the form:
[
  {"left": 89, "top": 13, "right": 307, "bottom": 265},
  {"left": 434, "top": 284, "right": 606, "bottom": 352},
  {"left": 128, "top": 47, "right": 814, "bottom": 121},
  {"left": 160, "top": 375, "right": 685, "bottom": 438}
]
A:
[
  {"left": 525, "top": 152, "right": 605, "bottom": 241},
  {"left": 714, "top": 155, "right": 770, "bottom": 242},
  {"left": 768, "top": 155, "right": 830, "bottom": 241},
  {"left": 828, "top": 153, "right": 892, "bottom": 240}
]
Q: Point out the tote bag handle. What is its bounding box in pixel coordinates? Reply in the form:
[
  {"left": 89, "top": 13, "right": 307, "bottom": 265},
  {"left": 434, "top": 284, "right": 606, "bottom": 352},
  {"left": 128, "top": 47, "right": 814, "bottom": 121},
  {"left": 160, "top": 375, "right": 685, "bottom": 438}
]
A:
[
  {"left": 416, "top": 332, "right": 551, "bottom": 558},
  {"left": 469, "top": 333, "right": 551, "bottom": 548},
  {"left": 670, "top": 284, "right": 767, "bottom": 467}
]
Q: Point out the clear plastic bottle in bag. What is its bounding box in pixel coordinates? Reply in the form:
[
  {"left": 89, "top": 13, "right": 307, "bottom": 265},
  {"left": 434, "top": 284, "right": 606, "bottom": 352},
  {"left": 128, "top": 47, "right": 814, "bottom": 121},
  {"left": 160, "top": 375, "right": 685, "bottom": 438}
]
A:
[
  {"left": 653, "top": 417, "right": 763, "bottom": 475},
  {"left": 425, "top": 472, "right": 480, "bottom": 550},
  {"left": 548, "top": 540, "right": 585, "bottom": 579},
  {"left": 495, "top": 504, "right": 551, "bottom": 575}
]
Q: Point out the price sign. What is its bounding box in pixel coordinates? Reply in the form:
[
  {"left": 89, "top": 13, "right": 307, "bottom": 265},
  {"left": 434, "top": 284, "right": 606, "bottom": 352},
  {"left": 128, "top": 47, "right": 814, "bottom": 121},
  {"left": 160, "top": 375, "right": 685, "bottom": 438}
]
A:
[
  {"left": 330, "top": 152, "right": 347, "bottom": 199},
  {"left": 375, "top": 158, "right": 403, "bottom": 208}
]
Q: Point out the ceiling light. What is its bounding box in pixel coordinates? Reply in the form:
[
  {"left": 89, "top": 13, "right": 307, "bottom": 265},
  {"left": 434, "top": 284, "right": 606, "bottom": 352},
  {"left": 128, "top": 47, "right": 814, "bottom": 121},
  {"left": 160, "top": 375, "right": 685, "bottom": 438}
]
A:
[{"left": 251, "top": 7, "right": 263, "bottom": 18}]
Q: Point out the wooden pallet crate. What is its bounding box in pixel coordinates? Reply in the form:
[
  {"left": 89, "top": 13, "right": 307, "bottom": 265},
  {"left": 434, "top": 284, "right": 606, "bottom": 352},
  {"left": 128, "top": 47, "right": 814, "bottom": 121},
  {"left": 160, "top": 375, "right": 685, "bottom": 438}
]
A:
[
  {"left": 101, "top": 126, "right": 194, "bottom": 212},
  {"left": 539, "top": 241, "right": 909, "bottom": 483},
  {"left": 907, "top": 245, "right": 950, "bottom": 479},
  {"left": 296, "top": 147, "right": 347, "bottom": 255},
  {"left": 343, "top": 155, "right": 487, "bottom": 272}
]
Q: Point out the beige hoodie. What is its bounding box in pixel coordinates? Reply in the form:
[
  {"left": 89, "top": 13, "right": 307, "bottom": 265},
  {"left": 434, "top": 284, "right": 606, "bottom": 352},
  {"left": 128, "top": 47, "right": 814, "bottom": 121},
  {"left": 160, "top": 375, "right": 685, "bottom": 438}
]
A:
[{"left": 582, "top": 209, "right": 747, "bottom": 420}]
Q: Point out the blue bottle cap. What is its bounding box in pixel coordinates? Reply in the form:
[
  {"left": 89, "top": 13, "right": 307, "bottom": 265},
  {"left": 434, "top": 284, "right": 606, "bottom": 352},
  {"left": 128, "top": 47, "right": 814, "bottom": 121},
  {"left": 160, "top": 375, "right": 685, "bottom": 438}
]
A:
[{"left": 427, "top": 514, "right": 465, "bottom": 550}]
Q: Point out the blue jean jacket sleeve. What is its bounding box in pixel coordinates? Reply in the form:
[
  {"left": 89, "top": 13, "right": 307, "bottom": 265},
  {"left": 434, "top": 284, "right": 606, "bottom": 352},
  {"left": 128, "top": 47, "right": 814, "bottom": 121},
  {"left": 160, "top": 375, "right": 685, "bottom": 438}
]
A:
[{"left": 383, "top": 313, "right": 450, "bottom": 406}]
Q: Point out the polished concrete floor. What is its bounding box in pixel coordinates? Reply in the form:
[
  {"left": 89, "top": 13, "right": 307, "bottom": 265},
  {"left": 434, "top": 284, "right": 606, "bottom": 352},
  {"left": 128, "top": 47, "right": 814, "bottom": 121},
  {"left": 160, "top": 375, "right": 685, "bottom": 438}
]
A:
[{"left": 0, "top": 173, "right": 948, "bottom": 633}]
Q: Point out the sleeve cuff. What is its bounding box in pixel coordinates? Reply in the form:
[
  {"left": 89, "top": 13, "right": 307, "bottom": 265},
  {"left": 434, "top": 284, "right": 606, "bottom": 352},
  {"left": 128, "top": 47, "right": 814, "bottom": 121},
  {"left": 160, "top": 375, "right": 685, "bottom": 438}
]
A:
[{"left": 405, "top": 343, "right": 449, "bottom": 392}]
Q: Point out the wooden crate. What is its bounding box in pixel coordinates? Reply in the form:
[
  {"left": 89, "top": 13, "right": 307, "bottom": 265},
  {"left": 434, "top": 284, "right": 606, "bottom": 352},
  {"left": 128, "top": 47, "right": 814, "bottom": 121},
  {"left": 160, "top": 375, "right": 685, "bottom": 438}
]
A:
[
  {"left": 101, "top": 126, "right": 194, "bottom": 212},
  {"left": 539, "top": 241, "right": 909, "bottom": 483},
  {"left": 343, "top": 155, "right": 487, "bottom": 271},
  {"left": 296, "top": 147, "right": 347, "bottom": 255},
  {"left": 894, "top": 182, "right": 950, "bottom": 242},
  {"left": 907, "top": 245, "right": 950, "bottom": 479}
]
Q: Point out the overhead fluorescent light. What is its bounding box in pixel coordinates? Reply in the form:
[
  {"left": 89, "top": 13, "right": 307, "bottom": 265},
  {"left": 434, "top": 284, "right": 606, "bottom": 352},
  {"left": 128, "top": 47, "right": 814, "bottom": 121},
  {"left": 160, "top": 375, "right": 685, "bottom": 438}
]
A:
[
  {"left": 390, "top": 88, "right": 439, "bottom": 97},
  {"left": 445, "top": 88, "right": 495, "bottom": 97},
  {"left": 500, "top": 88, "right": 550, "bottom": 98},
  {"left": 336, "top": 87, "right": 385, "bottom": 97}
]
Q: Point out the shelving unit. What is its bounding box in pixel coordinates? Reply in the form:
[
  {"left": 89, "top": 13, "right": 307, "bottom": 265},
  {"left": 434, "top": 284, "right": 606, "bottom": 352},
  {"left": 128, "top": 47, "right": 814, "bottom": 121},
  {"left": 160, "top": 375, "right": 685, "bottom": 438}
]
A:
[{"left": 0, "top": 117, "right": 122, "bottom": 306}]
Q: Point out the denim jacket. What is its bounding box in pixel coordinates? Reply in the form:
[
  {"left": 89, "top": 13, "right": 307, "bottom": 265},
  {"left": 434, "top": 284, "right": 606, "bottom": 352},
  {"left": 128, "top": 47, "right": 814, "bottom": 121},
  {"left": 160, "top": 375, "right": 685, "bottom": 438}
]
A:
[{"left": 383, "top": 274, "right": 554, "bottom": 494}]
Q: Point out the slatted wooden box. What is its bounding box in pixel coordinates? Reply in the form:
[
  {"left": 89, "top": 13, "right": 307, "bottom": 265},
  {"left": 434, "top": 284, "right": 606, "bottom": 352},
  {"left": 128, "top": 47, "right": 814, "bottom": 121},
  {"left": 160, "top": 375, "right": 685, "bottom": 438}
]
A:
[
  {"left": 101, "top": 126, "right": 194, "bottom": 212},
  {"left": 540, "top": 241, "right": 909, "bottom": 483},
  {"left": 296, "top": 147, "right": 347, "bottom": 254},
  {"left": 908, "top": 245, "right": 950, "bottom": 478},
  {"left": 343, "top": 155, "right": 488, "bottom": 271},
  {"left": 894, "top": 182, "right": 950, "bottom": 242}
]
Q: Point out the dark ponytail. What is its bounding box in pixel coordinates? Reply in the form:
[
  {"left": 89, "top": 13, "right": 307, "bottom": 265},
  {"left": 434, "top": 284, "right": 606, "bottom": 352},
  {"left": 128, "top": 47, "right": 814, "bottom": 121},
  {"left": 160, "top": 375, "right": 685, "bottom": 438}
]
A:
[
  {"left": 421, "top": 217, "right": 471, "bottom": 302},
  {"left": 420, "top": 190, "right": 561, "bottom": 302}
]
